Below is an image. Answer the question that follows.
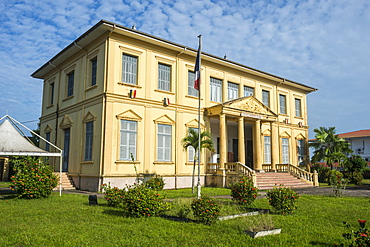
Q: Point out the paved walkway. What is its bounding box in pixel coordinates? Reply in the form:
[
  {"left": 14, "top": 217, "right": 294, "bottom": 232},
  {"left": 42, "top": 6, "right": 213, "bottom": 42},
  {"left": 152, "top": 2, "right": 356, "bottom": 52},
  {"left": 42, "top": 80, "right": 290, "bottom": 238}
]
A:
[{"left": 1, "top": 185, "right": 369, "bottom": 198}]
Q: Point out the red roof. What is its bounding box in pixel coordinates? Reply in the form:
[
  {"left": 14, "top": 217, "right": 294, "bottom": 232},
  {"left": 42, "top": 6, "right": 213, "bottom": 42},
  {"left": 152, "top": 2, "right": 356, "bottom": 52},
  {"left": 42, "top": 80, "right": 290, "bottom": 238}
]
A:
[{"left": 338, "top": 129, "right": 370, "bottom": 139}]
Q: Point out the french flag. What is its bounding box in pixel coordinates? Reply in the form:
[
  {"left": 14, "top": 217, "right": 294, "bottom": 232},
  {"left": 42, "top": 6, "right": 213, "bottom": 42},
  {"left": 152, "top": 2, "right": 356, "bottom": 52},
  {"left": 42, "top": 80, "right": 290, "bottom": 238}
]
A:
[{"left": 194, "top": 43, "right": 201, "bottom": 91}]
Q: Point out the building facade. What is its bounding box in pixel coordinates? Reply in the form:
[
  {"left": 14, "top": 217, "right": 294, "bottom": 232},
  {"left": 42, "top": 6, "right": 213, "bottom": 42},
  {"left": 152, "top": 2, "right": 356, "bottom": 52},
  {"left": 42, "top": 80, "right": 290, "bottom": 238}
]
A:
[
  {"left": 32, "top": 20, "right": 317, "bottom": 191},
  {"left": 339, "top": 130, "right": 370, "bottom": 162}
]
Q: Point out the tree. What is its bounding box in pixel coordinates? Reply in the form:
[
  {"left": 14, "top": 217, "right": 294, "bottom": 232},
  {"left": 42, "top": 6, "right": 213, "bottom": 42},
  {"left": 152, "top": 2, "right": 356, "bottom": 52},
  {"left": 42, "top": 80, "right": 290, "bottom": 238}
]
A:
[
  {"left": 309, "top": 127, "right": 352, "bottom": 169},
  {"left": 181, "top": 128, "right": 214, "bottom": 194}
]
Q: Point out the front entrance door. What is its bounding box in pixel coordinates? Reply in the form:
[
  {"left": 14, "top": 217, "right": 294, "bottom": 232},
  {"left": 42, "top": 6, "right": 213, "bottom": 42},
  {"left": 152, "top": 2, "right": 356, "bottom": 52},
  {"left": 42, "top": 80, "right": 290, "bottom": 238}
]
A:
[
  {"left": 63, "top": 128, "right": 70, "bottom": 172},
  {"left": 247, "top": 140, "right": 253, "bottom": 168}
]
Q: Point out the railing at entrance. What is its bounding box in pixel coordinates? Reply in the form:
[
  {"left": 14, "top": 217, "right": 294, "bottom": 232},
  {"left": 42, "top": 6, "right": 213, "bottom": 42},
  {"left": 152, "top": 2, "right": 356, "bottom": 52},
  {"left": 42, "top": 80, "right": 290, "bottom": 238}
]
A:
[
  {"left": 226, "top": 162, "right": 255, "bottom": 178},
  {"left": 207, "top": 163, "right": 220, "bottom": 174},
  {"left": 287, "top": 164, "right": 317, "bottom": 185}
]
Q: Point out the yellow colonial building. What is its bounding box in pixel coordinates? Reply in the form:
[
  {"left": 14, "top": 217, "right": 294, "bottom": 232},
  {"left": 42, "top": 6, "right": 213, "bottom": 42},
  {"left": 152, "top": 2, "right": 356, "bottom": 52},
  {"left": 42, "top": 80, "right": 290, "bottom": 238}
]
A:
[{"left": 32, "top": 20, "right": 317, "bottom": 191}]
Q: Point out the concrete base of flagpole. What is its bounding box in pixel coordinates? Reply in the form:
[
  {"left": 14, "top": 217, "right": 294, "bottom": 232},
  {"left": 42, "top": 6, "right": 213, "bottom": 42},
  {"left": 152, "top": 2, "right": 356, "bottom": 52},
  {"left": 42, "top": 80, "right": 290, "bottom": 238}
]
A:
[{"left": 197, "top": 183, "right": 201, "bottom": 199}]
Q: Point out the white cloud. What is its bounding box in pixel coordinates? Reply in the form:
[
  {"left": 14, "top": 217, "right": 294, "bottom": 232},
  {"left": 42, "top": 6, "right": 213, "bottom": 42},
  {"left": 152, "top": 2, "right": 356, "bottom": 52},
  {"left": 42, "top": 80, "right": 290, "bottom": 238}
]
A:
[{"left": 0, "top": 0, "right": 369, "bottom": 135}]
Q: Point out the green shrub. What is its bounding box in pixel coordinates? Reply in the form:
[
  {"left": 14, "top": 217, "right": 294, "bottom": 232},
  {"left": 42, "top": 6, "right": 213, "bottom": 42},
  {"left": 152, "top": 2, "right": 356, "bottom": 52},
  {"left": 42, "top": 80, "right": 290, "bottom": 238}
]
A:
[
  {"left": 347, "top": 171, "right": 363, "bottom": 185},
  {"left": 173, "top": 198, "right": 192, "bottom": 219},
  {"left": 266, "top": 185, "right": 299, "bottom": 215},
  {"left": 340, "top": 220, "right": 370, "bottom": 246},
  {"left": 101, "top": 183, "right": 126, "bottom": 207},
  {"left": 229, "top": 177, "right": 258, "bottom": 206},
  {"left": 11, "top": 157, "right": 58, "bottom": 199},
  {"left": 327, "top": 169, "right": 343, "bottom": 186},
  {"left": 144, "top": 175, "right": 165, "bottom": 190},
  {"left": 191, "top": 195, "right": 221, "bottom": 225},
  {"left": 311, "top": 163, "right": 331, "bottom": 183},
  {"left": 122, "top": 184, "right": 168, "bottom": 217}
]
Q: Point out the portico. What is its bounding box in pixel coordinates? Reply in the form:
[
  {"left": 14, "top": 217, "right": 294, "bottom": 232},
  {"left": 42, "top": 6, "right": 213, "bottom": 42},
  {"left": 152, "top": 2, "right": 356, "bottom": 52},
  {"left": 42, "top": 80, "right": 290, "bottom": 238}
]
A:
[{"left": 206, "top": 96, "right": 279, "bottom": 175}]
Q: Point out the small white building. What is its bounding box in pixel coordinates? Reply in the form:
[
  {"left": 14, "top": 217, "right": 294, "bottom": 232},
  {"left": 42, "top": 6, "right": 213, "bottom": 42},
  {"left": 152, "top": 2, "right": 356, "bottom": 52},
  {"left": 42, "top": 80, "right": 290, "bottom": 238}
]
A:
[{"left": 339, "top": 130, "right": 370, "bottom": 162}]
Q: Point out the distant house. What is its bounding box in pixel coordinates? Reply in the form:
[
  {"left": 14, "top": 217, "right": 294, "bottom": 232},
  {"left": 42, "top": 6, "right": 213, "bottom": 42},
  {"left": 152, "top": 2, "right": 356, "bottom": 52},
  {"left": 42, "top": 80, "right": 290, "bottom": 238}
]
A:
[{"left": 339, "top": 130, "right": 370, "bottom": 162}]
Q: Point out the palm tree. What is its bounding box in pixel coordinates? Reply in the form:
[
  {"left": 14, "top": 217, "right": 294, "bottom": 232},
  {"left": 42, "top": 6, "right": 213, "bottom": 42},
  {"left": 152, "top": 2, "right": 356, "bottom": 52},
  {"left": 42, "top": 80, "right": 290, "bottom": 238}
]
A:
[
  {"left": 309, "top": 127, "right": 352, "bottom": 169},
  {"left": 181, "top": 128, "right": 214, "bottom": 193}
]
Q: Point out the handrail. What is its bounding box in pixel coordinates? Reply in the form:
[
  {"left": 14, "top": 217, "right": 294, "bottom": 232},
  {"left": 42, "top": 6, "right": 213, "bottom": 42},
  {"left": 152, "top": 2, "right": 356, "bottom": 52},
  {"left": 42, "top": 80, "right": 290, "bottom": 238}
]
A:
[{"left": 287, "top": 164, "right": 318, "bottom": 186}]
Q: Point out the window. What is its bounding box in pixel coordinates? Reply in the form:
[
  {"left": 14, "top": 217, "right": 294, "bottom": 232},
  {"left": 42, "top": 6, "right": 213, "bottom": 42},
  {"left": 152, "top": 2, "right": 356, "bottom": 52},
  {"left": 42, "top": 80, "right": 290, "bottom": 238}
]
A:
[
  {"left": 45, "top": 132, "right": 51, "bottom": 152},
  {"left": 91, "top": 58, "right": 97, "bottom": 86},
  {"left": 120, "top": 120, "right": 137, "bottom": 160},
  {"left": 279, "top": 94, "right": 286, "bottom": 114},
  {"left": 295, "top": 98, "right": 302, "bottom": 117},
  {"left": 158, "top": 63, "right": 171, "bottom": 91},
  {"left": 187, "top": 128, "right": 199, "bottom": 162},
  {"left": 244, "top": 86, "right": 254, "bottom": 97},
  {"left": 157, "top": 124, "right": 172, "bottom": 161},
  {"left": 282, "top": 138, "right": 289, "bottom": 164},
  {"left": 188, "top": 71, "right": 199, "bottom": 97},
  {"left": 228, "top": 82, "right": 239, "bottom": 100},
  {"left": 264, "top": 136, "right": 271, "bottom": 164},
  {"left": 67, "top": 71, "right": 74, "bottom": 97},
  {"left": 297, "top": 139, "right": 305, "bottom": 165},
  {"left": 122, "top": 54, "right": 138, "bottom": 85},
  {"left": 63, "top": 128, "right": 70, "bottom": 172},
  {"left": 262, "top": 90, "right": 269, "bottom": 107},
  {"left": 210, "top": 77, "right": 222, "bottom": 102},
  {"left": 84, "top": 122, "right": 93, "bottom": 161},
  {"left": 50, "top": 82, "right": 54, "bottom": 105}
]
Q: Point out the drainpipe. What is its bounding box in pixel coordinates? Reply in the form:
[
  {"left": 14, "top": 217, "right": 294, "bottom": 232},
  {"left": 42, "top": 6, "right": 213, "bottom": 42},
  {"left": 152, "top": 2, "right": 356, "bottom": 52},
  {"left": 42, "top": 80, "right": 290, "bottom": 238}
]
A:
[{"left": 174, "top": 48, "right": 186, "bottom": 189}]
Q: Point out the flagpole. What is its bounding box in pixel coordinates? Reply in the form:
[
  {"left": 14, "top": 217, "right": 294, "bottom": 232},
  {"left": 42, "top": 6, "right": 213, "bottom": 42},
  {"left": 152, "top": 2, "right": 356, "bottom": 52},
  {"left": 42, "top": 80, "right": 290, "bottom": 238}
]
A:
[{"left": 197, "top": 35, "right": 202, "bottom": 199}]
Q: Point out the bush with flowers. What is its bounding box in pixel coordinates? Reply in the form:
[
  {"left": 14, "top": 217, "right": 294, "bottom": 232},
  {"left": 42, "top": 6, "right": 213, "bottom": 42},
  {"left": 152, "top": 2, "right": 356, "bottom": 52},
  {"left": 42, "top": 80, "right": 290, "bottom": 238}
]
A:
[
  {"left": 339, "top": 220, "right": 370, "bottom": 247},
  {"left": 101, "top": 183, "right": 126, "bottom": 207},
  {"left": 266, "top": 184, "right": 299, "bottom": 215},
  {"left": 122, "top": 183, "right": 168, "bottom": 217},
  {"left": 144, "top": 175, "right": 165, "bottom": 191},
  {"left": 191, "top": 195, "right": 221, "bottom": 225},
  {"left": 11, "top": 156, "right": 58, "bottom": 199},
  {"left": 229, "top": 176, "right": 259, "bottom": 206}
]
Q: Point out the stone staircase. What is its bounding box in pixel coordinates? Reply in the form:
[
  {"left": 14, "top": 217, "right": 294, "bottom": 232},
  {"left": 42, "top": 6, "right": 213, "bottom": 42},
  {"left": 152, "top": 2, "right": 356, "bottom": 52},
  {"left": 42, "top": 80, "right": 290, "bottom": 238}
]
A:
[
  {"left": 256, "top": 172, "right": 313, "bottom": 190},
  {"left": 53, "top": 172, "right": 76, "bottom": 190}
]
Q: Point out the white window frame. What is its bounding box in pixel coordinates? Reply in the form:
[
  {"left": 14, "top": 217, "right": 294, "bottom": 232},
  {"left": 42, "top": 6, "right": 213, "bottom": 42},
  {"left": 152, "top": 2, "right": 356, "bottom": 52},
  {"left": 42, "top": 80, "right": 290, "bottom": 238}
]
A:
[
  {"left": 297, "top": 139, "right": 305, "bottom": 165},
  {"left": 228, "top": 82, "right": 239, "bottom": 100},
  {"left": 282, "top": 138, "right": 289, "bottom": 164},
  {"left": 244, "top": 86, "right": 254, "bottom": 97},
  {"left": 122, "top": 54, "right": 138, "bottom": 85},
  {"left": 295, "top": 98, "right": 302, "bottom": 117},
  {"left": 262, "top": 90, "right": 269, "bottom": 107},
  {"left": 187, "top": 127, "right": 199, "bottom": 162},
  {"left": 188, "top": 71, "right": 198, "bottom": 97},
  {"left": 91, "top": 57, "right": 97, "bottom": 86},
  {"left": 210, "top": 77, "right": 222, "bottom": 102},
  {"left": 279, "top": 94, "right": 286, "bottom": 115},
  {"left": 120, "top": 120, "right": 137, "bottom": 160},
  {"left": 264, "top": 136, "right": 271, "bottom": 164},
  {"left": 157, "top": 124, "right": 172, "bottom": 162},
  {"left": 158, "top": 63, "right": 171, "bottom": 91},
  {"left": 67, "top": 70, "right": 74, "bottom": 97},
  {"left": 84, "top": 121, "right": 93, "bottom": 161}
]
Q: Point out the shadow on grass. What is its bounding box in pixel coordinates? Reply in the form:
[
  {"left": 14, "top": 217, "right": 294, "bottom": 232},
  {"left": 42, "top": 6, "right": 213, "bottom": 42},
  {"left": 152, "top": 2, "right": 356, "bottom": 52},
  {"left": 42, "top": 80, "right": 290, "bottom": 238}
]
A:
[
  {"left": 309, "top": 240, "right": 333, "bottom": 246},
  {"left": 102, "top": 209, "right": 128, "bottom": 217},
  {"left": 160, "top": 214, "right": 196, "bottom": 223}
]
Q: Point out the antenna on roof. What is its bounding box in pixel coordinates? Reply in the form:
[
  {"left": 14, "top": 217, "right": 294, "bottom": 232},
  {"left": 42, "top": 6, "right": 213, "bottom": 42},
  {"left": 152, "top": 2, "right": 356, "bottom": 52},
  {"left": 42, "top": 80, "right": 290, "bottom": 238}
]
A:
[{"left": 132, "top": 24, "right": 136, "bottom": 30}]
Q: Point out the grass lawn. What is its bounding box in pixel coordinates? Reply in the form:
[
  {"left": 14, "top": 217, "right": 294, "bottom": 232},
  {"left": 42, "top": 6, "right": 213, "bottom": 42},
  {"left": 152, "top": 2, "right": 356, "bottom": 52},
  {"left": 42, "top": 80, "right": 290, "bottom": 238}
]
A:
[{"left": 1, "top": 187, "right": 369, "bottom": 246}]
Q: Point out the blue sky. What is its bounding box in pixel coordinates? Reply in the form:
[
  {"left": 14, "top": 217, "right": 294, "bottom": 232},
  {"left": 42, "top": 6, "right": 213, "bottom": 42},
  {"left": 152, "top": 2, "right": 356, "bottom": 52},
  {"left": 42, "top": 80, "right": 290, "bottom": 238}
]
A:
[{"left": 1, "top": 0, "right": 369, "bottom": 138}]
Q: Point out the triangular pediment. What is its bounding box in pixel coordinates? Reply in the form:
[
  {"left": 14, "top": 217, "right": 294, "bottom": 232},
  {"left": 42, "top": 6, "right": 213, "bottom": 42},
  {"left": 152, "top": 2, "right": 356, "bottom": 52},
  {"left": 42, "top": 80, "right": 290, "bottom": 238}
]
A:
[
  {"left": 295, "top": 133, "right": 306, "bottom": 140},
  {"left": 154, "top": 115, "right": 175, "bottom": 125},
  {"left": 83, "top": 111, "right": 97, "bottom": 123},
  {"left": 185, "top": 119, "right": 204, "bottom": 129},
  {"left": 59, "top": 115, "right": 73, "bottom": 129},
  {"left": 225, "top": 96, "right": 276, "bottom": 117},
  {"left": 117, "top": 110, "right": 142, "bottom": 122},
  {"left": 44, "top": 124, "right": 53, "bottom": 133}
]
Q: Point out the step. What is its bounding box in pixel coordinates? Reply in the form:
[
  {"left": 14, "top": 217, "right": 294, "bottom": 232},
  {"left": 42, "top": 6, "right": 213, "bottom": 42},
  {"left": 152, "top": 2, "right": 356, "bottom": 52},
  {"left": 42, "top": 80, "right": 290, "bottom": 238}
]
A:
[
  {"left": 256, "top": 172, "right": 313, "bottom": 190},
  {"left": 53, "top": 172, "right": 76, "bottom": 190}
]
